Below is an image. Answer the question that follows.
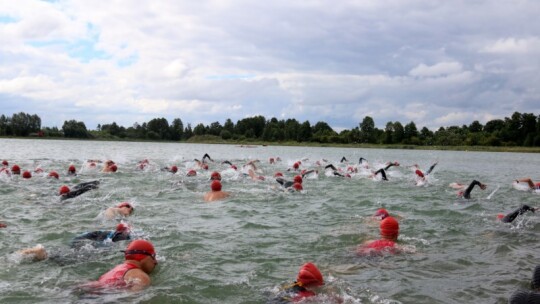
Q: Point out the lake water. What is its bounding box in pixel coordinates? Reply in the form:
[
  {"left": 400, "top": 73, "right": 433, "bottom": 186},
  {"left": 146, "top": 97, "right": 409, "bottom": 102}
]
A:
[{"left": 0, "top": 138, "right": 539, "bottom": 304}]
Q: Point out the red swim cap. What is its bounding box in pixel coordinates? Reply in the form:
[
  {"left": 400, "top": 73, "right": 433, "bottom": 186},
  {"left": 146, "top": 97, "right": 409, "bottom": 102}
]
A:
[
  {"left": 34, "top": 168, "right": 44, "bottom": 173},
  {"left": 497, "top": 214, "right": 505, "bottom": 220},
  {"left": 59, "top": 185, "right": 70, "bottom": 195},
  {"left": 231, "top": 165, "right": 237, "bottom": 170},
  {"left": 170, "top": 165, "right": 178, "bottom": 173},
  {"left": 116, "top": 223, "right": 130, "bottom": 232},
  {"left": 415, "top": 169, "right": 424, "bottom": 178},
  {"left": 202, "top": 164, "right": 209, "bottom": 170},
  {"left": 258, "top": 175, "right": 265, "bottom": 181},
  {"left": 22, "top": 171, "right": 32, "bottom": 179},
  {"left": 293, "top": 162, "right": 299, "bottom": 169},
  {"left": 293, "top": 182, "right": 303, "bottom": 191},
  {"left": 274, "top": 172, "right": 283, "bottom": 177},
  {"left": 293, "top": 175, "right": 303, "bottom": 184},
  {"left": 48, "top": 171, "right": 59, "bottom": 179},
  {"left": 269, "top": 158, "right": 275, "bottom": 164},
  {"left": 117, "top": 202, "right": 132, "bottom": 209},
  {"left": 124, "top": 240, "right": 155, "bottom": 262},
  {"left": 2, "top": 160, "right": 8, "bottom": 166},
  {"left": 187, "top": 169, "right": 197, "bottom": 176},
  {"left": 380, "top": 217, "right": 399, "bottom": 240},
  {"left": 211, "top": 180, "right": 222, "bottom": 191},
  {"left": 297, "top": 262, "right": 324, "bottom": 287},
  {"left": 110, "top": 164, "right": 118, "bottom": 172},
  {"left": 211, "top": 171, "right": 221, "bottom": 180},
  {"left": 374, "top": 208, "right": 389, "bottom": 219},
  {"left": 68, "top": 165, "right": 76, "bottom": 173},
  {"left": 11, "top": 165, "right": 20, "bottom": 174}
]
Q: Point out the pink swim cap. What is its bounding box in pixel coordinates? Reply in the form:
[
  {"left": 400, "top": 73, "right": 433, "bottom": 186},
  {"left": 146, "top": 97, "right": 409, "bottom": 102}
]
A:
[
  {"left": 124, "top": 240, "right": 155, "bottom": 262},
  {"left": 380, "top": 217, "right": 399, "bottom": 240}
]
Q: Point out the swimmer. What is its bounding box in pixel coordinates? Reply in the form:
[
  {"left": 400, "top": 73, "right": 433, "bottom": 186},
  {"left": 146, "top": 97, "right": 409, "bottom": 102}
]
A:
[
  {"left": 514, "top": 178, "right": 540, "bottom": 190},
  {"left": 204, "top": 180, "right": 230, "bottom": 202},
  {"left": 509, "top": 265, "right": 540, "bottom": 304},
  {"left": 59, "top": 180, "right": 100, "bottom": 201},
  {"left": 357, "top": 216, "right": 400, "bottom": 255},
  {"left": 102, "top": 160, "right": 117, "bottom": 173},
  {"left": 340, "top": 156, "right": 348, "bottom": 163},
  {"left": 103, "top": 202, "right": 135, "bottom": 220},
  {"left": 276, "top": 175, "right": 303, "bottom": 189},
  {"left": 270, "top": 262, "right": 324, "bottom": 303},
  {"left": 370, "top": 168, "right": 388, "bottom": 181},
  {"left": 48, "top": 171, "right": 59, "bottom": 179},
  {"left": 186, "top": 169, "right": 197, "bottom": 177},
  {"left": 383, "top": 161, "right": 400, "bottom": 171},
  {"left": 2, "top": 160, "right": 8, "bottom": 167},
  {"left": 451, "top": 180, "right": 487, "bottom": 199},
  {"left": 497, "top": 205, "right": 537, "bottom": 223},
  {"left": 11, "top": 164, "right": 21, "bottom": 175},
  {"left": 210, "top": 171, "right": 222, "bottom": 181},
  {"left": 300, "top": 169, "right": 319, "bottom": 179},
  {"left": 71, "top": 223, "right": 131, "bottom": 248},
  {"left": 0, "top": 222, "right": 6, "bottom": 228},
  {"left": 161, "top": 165, "right": 178, "bottom": 173},
  {"left": 22, "top": 170, "right": 32, "bottom": 179},
  {"left": 324, "top": 164, "right": 348, "bottom": 178},
  {"left": 67, "top": 164, "right": 77, "bottom": 176},
  {"left": 81, "top": 240, "right": 157, "bottom": 291},
  {"left": 137, "top": 159, "right": 149, "bottom": 170}
]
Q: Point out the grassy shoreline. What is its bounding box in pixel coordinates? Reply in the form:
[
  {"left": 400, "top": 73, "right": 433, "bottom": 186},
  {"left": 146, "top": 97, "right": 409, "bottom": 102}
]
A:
[{"left": 3, "top": 135, "right": 540, "bottom": 153}]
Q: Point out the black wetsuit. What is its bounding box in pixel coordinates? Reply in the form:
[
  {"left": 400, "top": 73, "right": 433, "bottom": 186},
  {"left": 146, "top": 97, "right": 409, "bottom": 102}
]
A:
[
  {"left": 383, "top": 163, "right": 397, "bottom": 171},
  {"left": 425, "top": 163, "right": 438, "bottom": 175},
  {"left": 71, "top": 230, "right": 131, "bottom": 248},
  {"left": 501, "top": 205, "right": 535, "bottom": 223},
  {"left": 462, "top": 180, "right": 482, "bottom": 199},
  {"left": 374, "top": 168, "right": 388, "bottom": 181},
  {"left": 301, "top": 170, "right": 316, "bottom": 179},
  {"left": 202, "top": 153, "right": 213, "bottom": 163},
  {"left": 509, "top": 290, "right": 540, "bottom": 304},
  {"left": 222, "top": 160, "right": 233, "bottom": 166},
  {"left": 276, "top": 177, "right": 294, "bottom": 188},
  {"left": 340, "top": 157, "right": 348, "bottom": 163},
  {"left": 61, "top": 180, "right": 100, "bottom": 201},
  {"left": 324, "top": 164, "right": 345, "bottom": 177}
]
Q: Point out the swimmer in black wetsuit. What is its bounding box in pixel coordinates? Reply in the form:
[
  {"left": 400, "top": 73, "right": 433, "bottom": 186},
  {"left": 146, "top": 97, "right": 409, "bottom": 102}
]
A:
[
  {"left": 59, "top": 180, "right": 100, "bottom": 201},
  {"left": 383, "top": 161, "right": 400, "bottom": 171},
  {"left": 340, "top": 156, "right": 348, "bottom": 163},
  {"left": 201, "top": 153, "right": 213, "bottom": 163},
  {"left": 460, "top": 180, "right": 486, "bottom": 199},
  {"left": 71, "top": 223, "right": 131, "bottom": 248},
  {"left": 499, "top": 205, "right": 537, "bottom": 223},
  {"left": 324, "top": 164, "right": 346, "bottom": 177},
  {"left": 509, "top": 265, "right": 540, "bottom": 304},
  {"left": 372, "top": 168, "right": 388, "bottom": 181}
]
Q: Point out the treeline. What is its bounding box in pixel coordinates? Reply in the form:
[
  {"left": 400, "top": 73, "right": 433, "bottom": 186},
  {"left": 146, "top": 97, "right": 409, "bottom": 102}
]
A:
[{"left": 1, "top": 111, "right": 539, "bottom": 147}]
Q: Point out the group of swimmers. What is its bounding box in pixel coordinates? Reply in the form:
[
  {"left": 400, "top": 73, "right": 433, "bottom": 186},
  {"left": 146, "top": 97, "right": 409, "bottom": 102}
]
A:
[{"left": 1, "top": 155, "right": 539, "bottom": 301}]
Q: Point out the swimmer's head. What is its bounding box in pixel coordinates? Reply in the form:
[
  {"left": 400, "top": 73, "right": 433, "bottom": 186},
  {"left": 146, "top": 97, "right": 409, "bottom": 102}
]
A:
[
  {"left": 231, "top": 165, "right": 237, "bottom": 170},
  {"left": 293, "top": 175, "right": 303, "bottom": 184},
  {"left": 274, "top": 172, "right": 283, "bottom": 177},
  {"left": 22, "top": 171, "right": 32, "bottom": 179},
  {"left": 117, "top": 202, "right": 134, "bottom": 213},
  {"left": 293, "top": 162, "right": 300, "bottom": 170},
  {"left": 110, "top": 164, "right": 118, "bottom": 172},
  {"left": 269, "top": 158, "right": 275, "bottom": 164},
  {"left": 11, "top": 165, "right": 20, "bottom": 174},
  {"left": 123, "top": 240, "right": 156, "bottom": 268},
  {"left": 292, "top": 182, "right": 303, "bottom": 191},
  {"left": 297, "top": 262, "right": 324, "bottom": 288},
  {"left": 210, "top": 171, "right": 221, "bottom": 181},
  {"left": 48, "top": 171, "right": 59, "bottom": 179},
  {"left": 497, "top": 213, "right": 505, "bottom": 220},
  {"left": 59, "top": 185, "right": 70, "bottom": 195},
  {"left": 169, "top": 165, "right": 178, "bottom": 173},
  {"left": 2, "top": 160, "right": 8, "bottom": 166},
  {"left": 187, "top": 169, "right": 197, "bottom": 177},
  {"left": 415, "top": 169, "right": 424, "bottom": 178},
  {"left": 374, "top": 208, "right": 389, "bottom": 220},
  {"left": 211, "top": 180, "right": 222, "bottom": 192},
  {"left": 68, "top": 165, "right": 76, "bottom": 173},
  {"left": 202, "top": 164, "right": 209, "bottom": 170},
  {"left": 116, "top": 223, "right": 130, "bottom": 232},
  {"left": 380, "top": 216, "right": 399, "bottom": 241}
]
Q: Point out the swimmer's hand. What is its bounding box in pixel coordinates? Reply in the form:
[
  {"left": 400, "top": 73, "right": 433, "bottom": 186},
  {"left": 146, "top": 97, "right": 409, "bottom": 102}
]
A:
[{"left": 480, "top": 183, "right": 487, "bottom": 190}]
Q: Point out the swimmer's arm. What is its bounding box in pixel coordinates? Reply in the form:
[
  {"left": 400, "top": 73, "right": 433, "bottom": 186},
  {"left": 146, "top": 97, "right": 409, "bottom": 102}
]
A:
[
  {"left": 426, "top": 162, "right": 438, "bottom": 175},
  {"left": 325, "top": 164, "right": 337, "bottom": 171},
  {"left": 124, "top": 269, "right": 151, "bottom": 291}
]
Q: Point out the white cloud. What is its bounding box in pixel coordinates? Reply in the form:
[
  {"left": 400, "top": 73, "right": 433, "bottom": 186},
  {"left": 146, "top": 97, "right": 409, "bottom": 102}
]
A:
[
  {"left": 482, "top": 37, "right": 540, "bottom": 54},
  {"left": 409, "top": 61, "right": 463, "bottom": 77}
]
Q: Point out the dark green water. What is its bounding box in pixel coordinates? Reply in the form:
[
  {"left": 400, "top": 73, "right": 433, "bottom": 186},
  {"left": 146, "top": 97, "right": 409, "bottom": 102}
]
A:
[{"left": 0, "top": 139, "right": 539, "bottom": 303}]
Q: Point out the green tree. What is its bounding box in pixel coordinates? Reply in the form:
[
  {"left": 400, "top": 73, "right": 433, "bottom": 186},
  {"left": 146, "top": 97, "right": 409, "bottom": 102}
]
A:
[
  {"left": 147, "top": 118, "right": 170, "bottom": 140},
  {"left": 359, "top": 116, "right": 376, "bottom": 143},
  {"left": 62, "top": 120, "right": 89, "bottom": 138},
  {"left": 170, "top": 118, "right": 184, "bottom": 141}
]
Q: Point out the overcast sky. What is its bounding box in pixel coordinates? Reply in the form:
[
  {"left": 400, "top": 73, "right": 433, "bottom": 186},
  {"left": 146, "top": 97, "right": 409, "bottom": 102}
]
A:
[{"left": 1, "top": 0, "right": 539, "bottom": 132}]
